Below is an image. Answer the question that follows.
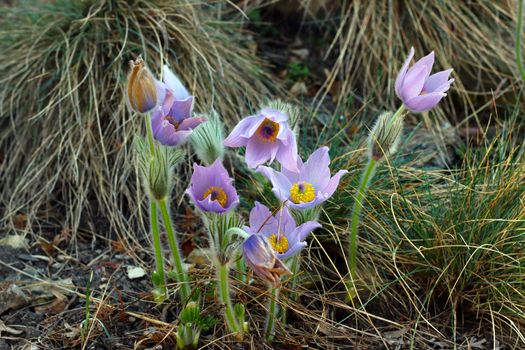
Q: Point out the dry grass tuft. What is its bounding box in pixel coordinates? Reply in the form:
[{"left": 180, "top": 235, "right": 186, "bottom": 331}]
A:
[
  {"left": 316, "top": 0, "right": 521, "bottom": 124},
  {"left": 0, "top": 0, "right": 274, "bottom": 246},
  {"left": 319, "top": 116, "right": 525, "bottom": 347}
]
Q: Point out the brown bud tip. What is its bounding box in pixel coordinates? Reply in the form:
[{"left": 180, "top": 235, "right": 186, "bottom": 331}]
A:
[{"left": 126, "top": 57, "right": 158, "bottom": 113}]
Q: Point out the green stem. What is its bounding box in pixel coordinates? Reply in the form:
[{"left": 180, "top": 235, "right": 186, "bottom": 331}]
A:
[
  {"left": 287, "top": 255, "right": 300, "bottom": 301},
  {"left": 517, "top": 0, "right": 525, "bottom": 81},
  {"left": 150, "top": 200, "right": 167, "bottom": 298},
  {"left": 218, "top": 263, "right": 241, "bottom": 335},
  {"left": 225, "top": 227, "right": 250, "bottom": 239},
  {"left": 348, "top": 158, "right": 378, "bottom": 286},
  {"left": 144, "top": 113, "right": 155, "bottom": 155},
  {"left": 158, "top": 198, "right": 191, "bottom": 301},
  {"left": 265, "top": 287, "right": 280, "bottom": 341},
  {"left": 387, "top": 104, "right": 406, "bottom": 129}
]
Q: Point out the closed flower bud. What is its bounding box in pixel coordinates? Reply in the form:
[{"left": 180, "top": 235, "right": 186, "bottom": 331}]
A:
[
  {"left": 135, "top": 137, "right": 184, "bottom": 200},
  {"left": 368, "top": 111, "right": 404, "bottom": 161},
  {"left": 190, "top": 110, "right": 224, "bottom": 165},
  {"left": 127, "top": 57, "right": 159, "bottom": 113}
]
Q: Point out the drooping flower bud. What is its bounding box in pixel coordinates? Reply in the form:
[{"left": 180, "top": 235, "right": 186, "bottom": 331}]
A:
[
  {"left": 126, "top": 57, "right": 159, "bottom": 113},
  {"left": 190, "top": 110, "right": 224, "bottom": 165},
  {"left": 367, "top": 111, "right": 404, "bottom": 161},
  {"left": 242, "top": 234, "right": 291, "bottom": 287}
]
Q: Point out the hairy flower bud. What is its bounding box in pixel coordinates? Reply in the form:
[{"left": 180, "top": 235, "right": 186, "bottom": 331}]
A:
[
  {"left": 135, "top": 137, "right": 184, "bottom": 200},
  {"left": 127, "top": 57, "right": 159, "bottom": 113},
  {"left": 368, "top": 111, "right": 404, "bottom": 161},
  {"left": 190, "top": 110, "right": 224, "bottom": 165}
]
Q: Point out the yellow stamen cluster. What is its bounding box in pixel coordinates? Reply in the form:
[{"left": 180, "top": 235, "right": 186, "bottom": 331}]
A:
[
  {"left": 256, "top": 118, "right": 280, "bottom": 142},
  {"left": 203, "top": 186, "right": 228, "bottom": 207},
  {"left": 269, "top": 234, "right": 289, "bottom": 254},
  {"left": 289, "top": 181, "right": 315, "bottom": 204}
]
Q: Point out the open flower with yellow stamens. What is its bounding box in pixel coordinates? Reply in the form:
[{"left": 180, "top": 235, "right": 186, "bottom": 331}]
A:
[
  {"left": 151, "top": 65, "right": 206, "bottom": 146},
  {"left": 244, "top": 202, "right": 320, "bottom": 259},
  {"left": 186, "top": 160, "right": 239, "bottom": 213},
  {"left": 257, "top": 147, "right": 347, "bottom": 209},
  {"left": 223, "top": 108, "right": 298, "bottom": 171}
]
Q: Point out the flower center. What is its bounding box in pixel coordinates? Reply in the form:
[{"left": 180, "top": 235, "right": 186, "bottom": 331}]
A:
[
  {"left": 203, "top": 186, "right": 227, "bottom": 207},
  {"left": 256, "top": 118, "right": 280, "bottom": 142},
  {"left": 164, "top": 115, "right": 180, "bottom": 128},
  {"left": 289, "top": 181, "right": 315, "bottom": 204},
  {"left": 269, "top": 234, "right": 289, "bottom": 254}
]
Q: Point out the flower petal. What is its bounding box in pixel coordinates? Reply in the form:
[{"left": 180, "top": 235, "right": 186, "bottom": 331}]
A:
[
  {"left": 404, "top": 92, "right": 446, "bottom": 113},
  {"left": 178, "top": 116, "right": 207, "bottom": 130},
  {"left": 292, "top": 221, "right": 321, "bottom": 244},
  {"left": 249, "top": 202, "right": 279, "bottom": 236},
  {"left": 423, "top": 68, "right": 454, "bottom": 93},
  {"left": 260, "top": 108, "right": 288, "bottom": 123},
  {"left": 276, "top": 129, "right": 299, "bottom": 172},
  {"left": 275, "top": 206, "right": 296, "bottom": 235},
  {"left": 407, "top": 51, "right": 434, "bottom": 82},
  {"left": 321, "top": 169, "right": 348, "bottom": 199},
  {"left": 223, "top": 115, "right": 264, "bottom": 147},
  {"left": 395, "top": 47, "right": 415, "bottom": 98},
  {"left": 245, "top": 137, "right": 277, "bottom": 168},
  {"left": 163, "top": 65, "right": 190, "bottom": 100},
  {"left": 277, "top": 241, "right": 307, "bottom": 259},
  {"left": 299, "top": 147, "right": 331, "bottom": 190},
  {"left": 399, "top": 64, "right": 429, "bottom": 101},
  {"left": 168, "top": 96, "right": 194, "bottom": 122},
  {"left": 257, "top": 166, "right": 292, "bottom": 202}
]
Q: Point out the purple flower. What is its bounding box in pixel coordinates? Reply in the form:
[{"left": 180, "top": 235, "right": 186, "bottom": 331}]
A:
[
  {"left": 151, "top": 65, "right": 206, "bottom": 146},
  {"left": 223, "top": 108, "right": 298, "bottom": 171},
  {"left": 257, "top": 147, "right": 347, "bottom": 209},
  {"left": 395, "top": 47, "right": 454, "bottom": 113},
  {"left": 242, "top": 234, "right": 291, "bottom": 287},
  {"left": 186, "top": 160, "right": 239, "bottom": 213},
  {"left": 245, "top": 202, "right": 320, "bottom": 259}
]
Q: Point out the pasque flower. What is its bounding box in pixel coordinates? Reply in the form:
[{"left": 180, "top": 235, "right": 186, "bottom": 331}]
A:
[
  {"left": 223, "top": 108, "right": 298, "bottom": 171},
  {"left": 126, "top": 57, "right": 162, "bottom": 113},
  {"left": 257, "top": 147, "right": 347, "bottom": 209},
  {"left": 245, "top": 202, "right": 320, "bottom": 259},
  {"left": 186, "top": 160, "right": 239, "bottom": 213},
  {"left": 395, "top": 47, "right": 454, "bottom": 113},
  {"left": 242, "top": 234, "right": 291, "bottom": 287},
  {"left": 151, "top": 65, "right": 206, "bottom": 146}
]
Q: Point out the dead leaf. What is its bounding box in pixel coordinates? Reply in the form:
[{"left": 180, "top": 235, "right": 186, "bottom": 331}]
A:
[
  {"left": 0, "top": 235, "right": 28, "bottom": 249},
  {"left": 290, "top": 48, "right": 309, "bottom": 60},
  {"left": 126, "top": 266, "right": 147, "bottom": 280},
  {"left": 290, "top": 81, "right": 307, "bottom": 96},
  {"left": 0, "top": 284, "right": 30, "bottom": 315}
]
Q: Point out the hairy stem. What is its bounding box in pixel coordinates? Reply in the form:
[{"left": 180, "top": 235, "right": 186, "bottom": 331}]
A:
[
  {"left": 144, "top": 113, "right": 155, "bottom": 155},
  {"left": 265, "top": 287, "right": 280, "bottom": 341},
  {"left": 348, "top": 157, "right": 377, "bottom": 287},
  {"left": 517, "top": 0, "right": 525, "bottom": 81},
  {"left": 150, "top": 200, "right": 167, "bottom": 298},
  {"left": 158, "top": 198, "right": 191, "bottom": 301},
  {"left": 218, "top": 263, "right": 241, "bottom": 335}
]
